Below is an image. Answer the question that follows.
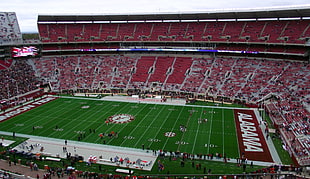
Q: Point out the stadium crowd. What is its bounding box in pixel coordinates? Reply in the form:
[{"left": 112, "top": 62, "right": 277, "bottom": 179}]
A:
[
  {"left": 0, "top": 54, "right": 308, "bottom": 165},
  {"left": 0, "top": 60, "right": 40, "bottom": 99},
  {"left": 0, "top": 12, "right": 23, "bottom": 45},
  {"left": 0, "top": 59, "right": 43, "bottom": 111}
]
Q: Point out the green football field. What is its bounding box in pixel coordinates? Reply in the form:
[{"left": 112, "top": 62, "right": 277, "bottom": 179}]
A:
[{"left": 0, "top": 97, "right": 239, "bottom": 159}]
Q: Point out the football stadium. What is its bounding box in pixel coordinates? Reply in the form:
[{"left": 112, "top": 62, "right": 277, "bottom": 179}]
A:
[{"left": 0, "top": 6, "right": 309, "bottom": 178}]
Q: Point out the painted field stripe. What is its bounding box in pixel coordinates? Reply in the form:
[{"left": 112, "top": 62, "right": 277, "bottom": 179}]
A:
[
  {"left": 206, "top": 108, "right": 214, "bottom": 154},
  {"left": 222, "top": 108, "right": 225, "bottom": 155},
  {"left": 191, "top": 108, "right": 203, "bottom": 154}
]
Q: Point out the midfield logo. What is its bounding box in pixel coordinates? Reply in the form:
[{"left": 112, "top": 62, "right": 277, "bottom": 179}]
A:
[{"left": 107, "top": 114, "right": 135, "bottom": 124}]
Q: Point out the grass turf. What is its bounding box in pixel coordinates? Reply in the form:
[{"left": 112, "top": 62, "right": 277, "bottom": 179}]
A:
[{"left": 0, "top": 97, "right": 239, "bottom": 159}]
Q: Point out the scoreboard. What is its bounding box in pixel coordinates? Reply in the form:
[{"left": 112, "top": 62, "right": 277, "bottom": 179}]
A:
[{"left": 11, "top": 46, "right": 40, "bottom": 58}]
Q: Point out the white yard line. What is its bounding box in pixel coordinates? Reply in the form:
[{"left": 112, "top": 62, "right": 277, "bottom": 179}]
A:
[
  {"left": 206, "top": 108, "right": 215, "bottom": 154},
  {"left": 233, "top": 109, "right": 241, "bottom": 159},
  {"left": 146, "top": 106, "right": 175, "bottom": 149},
  {"left": 132, "top": 104, "right": 168, "bottom": 148},
  {"left": 177, "top": 108, "right": 194, "bottom": 151},
  {"left": 119, "top": 104, "right": 161, "bottom": 146},
  {"left": 191, "top": 109, "right": 203, "bottom": 154},
  {"left": 161, "top": 106, "right": 185, "bottom": 150},
  {"left": 222, "top": 108, "right": 225, "bottom": 155}
]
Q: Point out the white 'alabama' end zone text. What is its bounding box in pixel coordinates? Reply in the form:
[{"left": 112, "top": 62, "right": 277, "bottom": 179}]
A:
[
  {"left": 0, "top": 97, "right": 56, "bottom": 122},
  {"left": 238, "top": 112, "right": 263, "bottom": 152}
]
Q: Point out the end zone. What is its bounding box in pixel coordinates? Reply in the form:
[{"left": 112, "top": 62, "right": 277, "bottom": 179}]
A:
[
  {"left": 0, "top": 96, "right": 58, "bottom": 122},
  {"left": 234, "top": 109, "right": 273, "bottom": 163}
]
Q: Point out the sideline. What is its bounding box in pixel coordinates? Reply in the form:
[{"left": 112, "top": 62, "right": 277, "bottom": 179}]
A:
[
  {"left": 254, "top": 110, "right": 281, "bottom": 164},
  {"left": 0, "top": 131, "right": 156, "bottom": 171},
  {"left": 59, "top": 95, "right": 257, "bottom": 110},
  {"left": 0, "top": 130, "right": 275, "bottom": 167}
]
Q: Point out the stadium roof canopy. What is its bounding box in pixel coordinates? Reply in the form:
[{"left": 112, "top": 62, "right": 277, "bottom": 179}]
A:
[{"left": 37, "top": 6, "right": 310, "bottom": 23}]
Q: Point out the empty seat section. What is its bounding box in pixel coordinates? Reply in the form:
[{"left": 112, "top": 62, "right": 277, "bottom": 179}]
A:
[
  {"left": 48, "top": 24, "right": 67, "bottom": 42},
  {"left": 241, "top": 21, "right": 266, "bottom": 42},
  {"left": 134, "top": 23, "right": 153, "bottom": 41},
  {"left": 100, "top": 23, "right": 118, "bottom": 41},
  {"left": 150, "top": 22, "right": 170, "bottom": 41},
  {"left": 84, "top": 23, "right": 101, "bottom": 41},
  {"left": 117, "top": 23, "right": 135, "bottom": 41},
  {"left": 67, "top": 24, "right": 84, "bottom": 41},
  {"left": 261, "top": 21, "right": 287, "bottom": 43},
  {"left": 131, "top": 56, "right": 155, "bottom": 82},
  {"left": 148, "top": 56, "right": 174, "bottom": 83},
  {"left": 166, "top": 57, "right": 192, "bottom": 84}
]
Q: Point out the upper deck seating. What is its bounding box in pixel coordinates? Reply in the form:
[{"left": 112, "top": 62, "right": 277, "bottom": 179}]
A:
[{"left": 38, "top": 19, "right": 310, "bottom": 45}]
